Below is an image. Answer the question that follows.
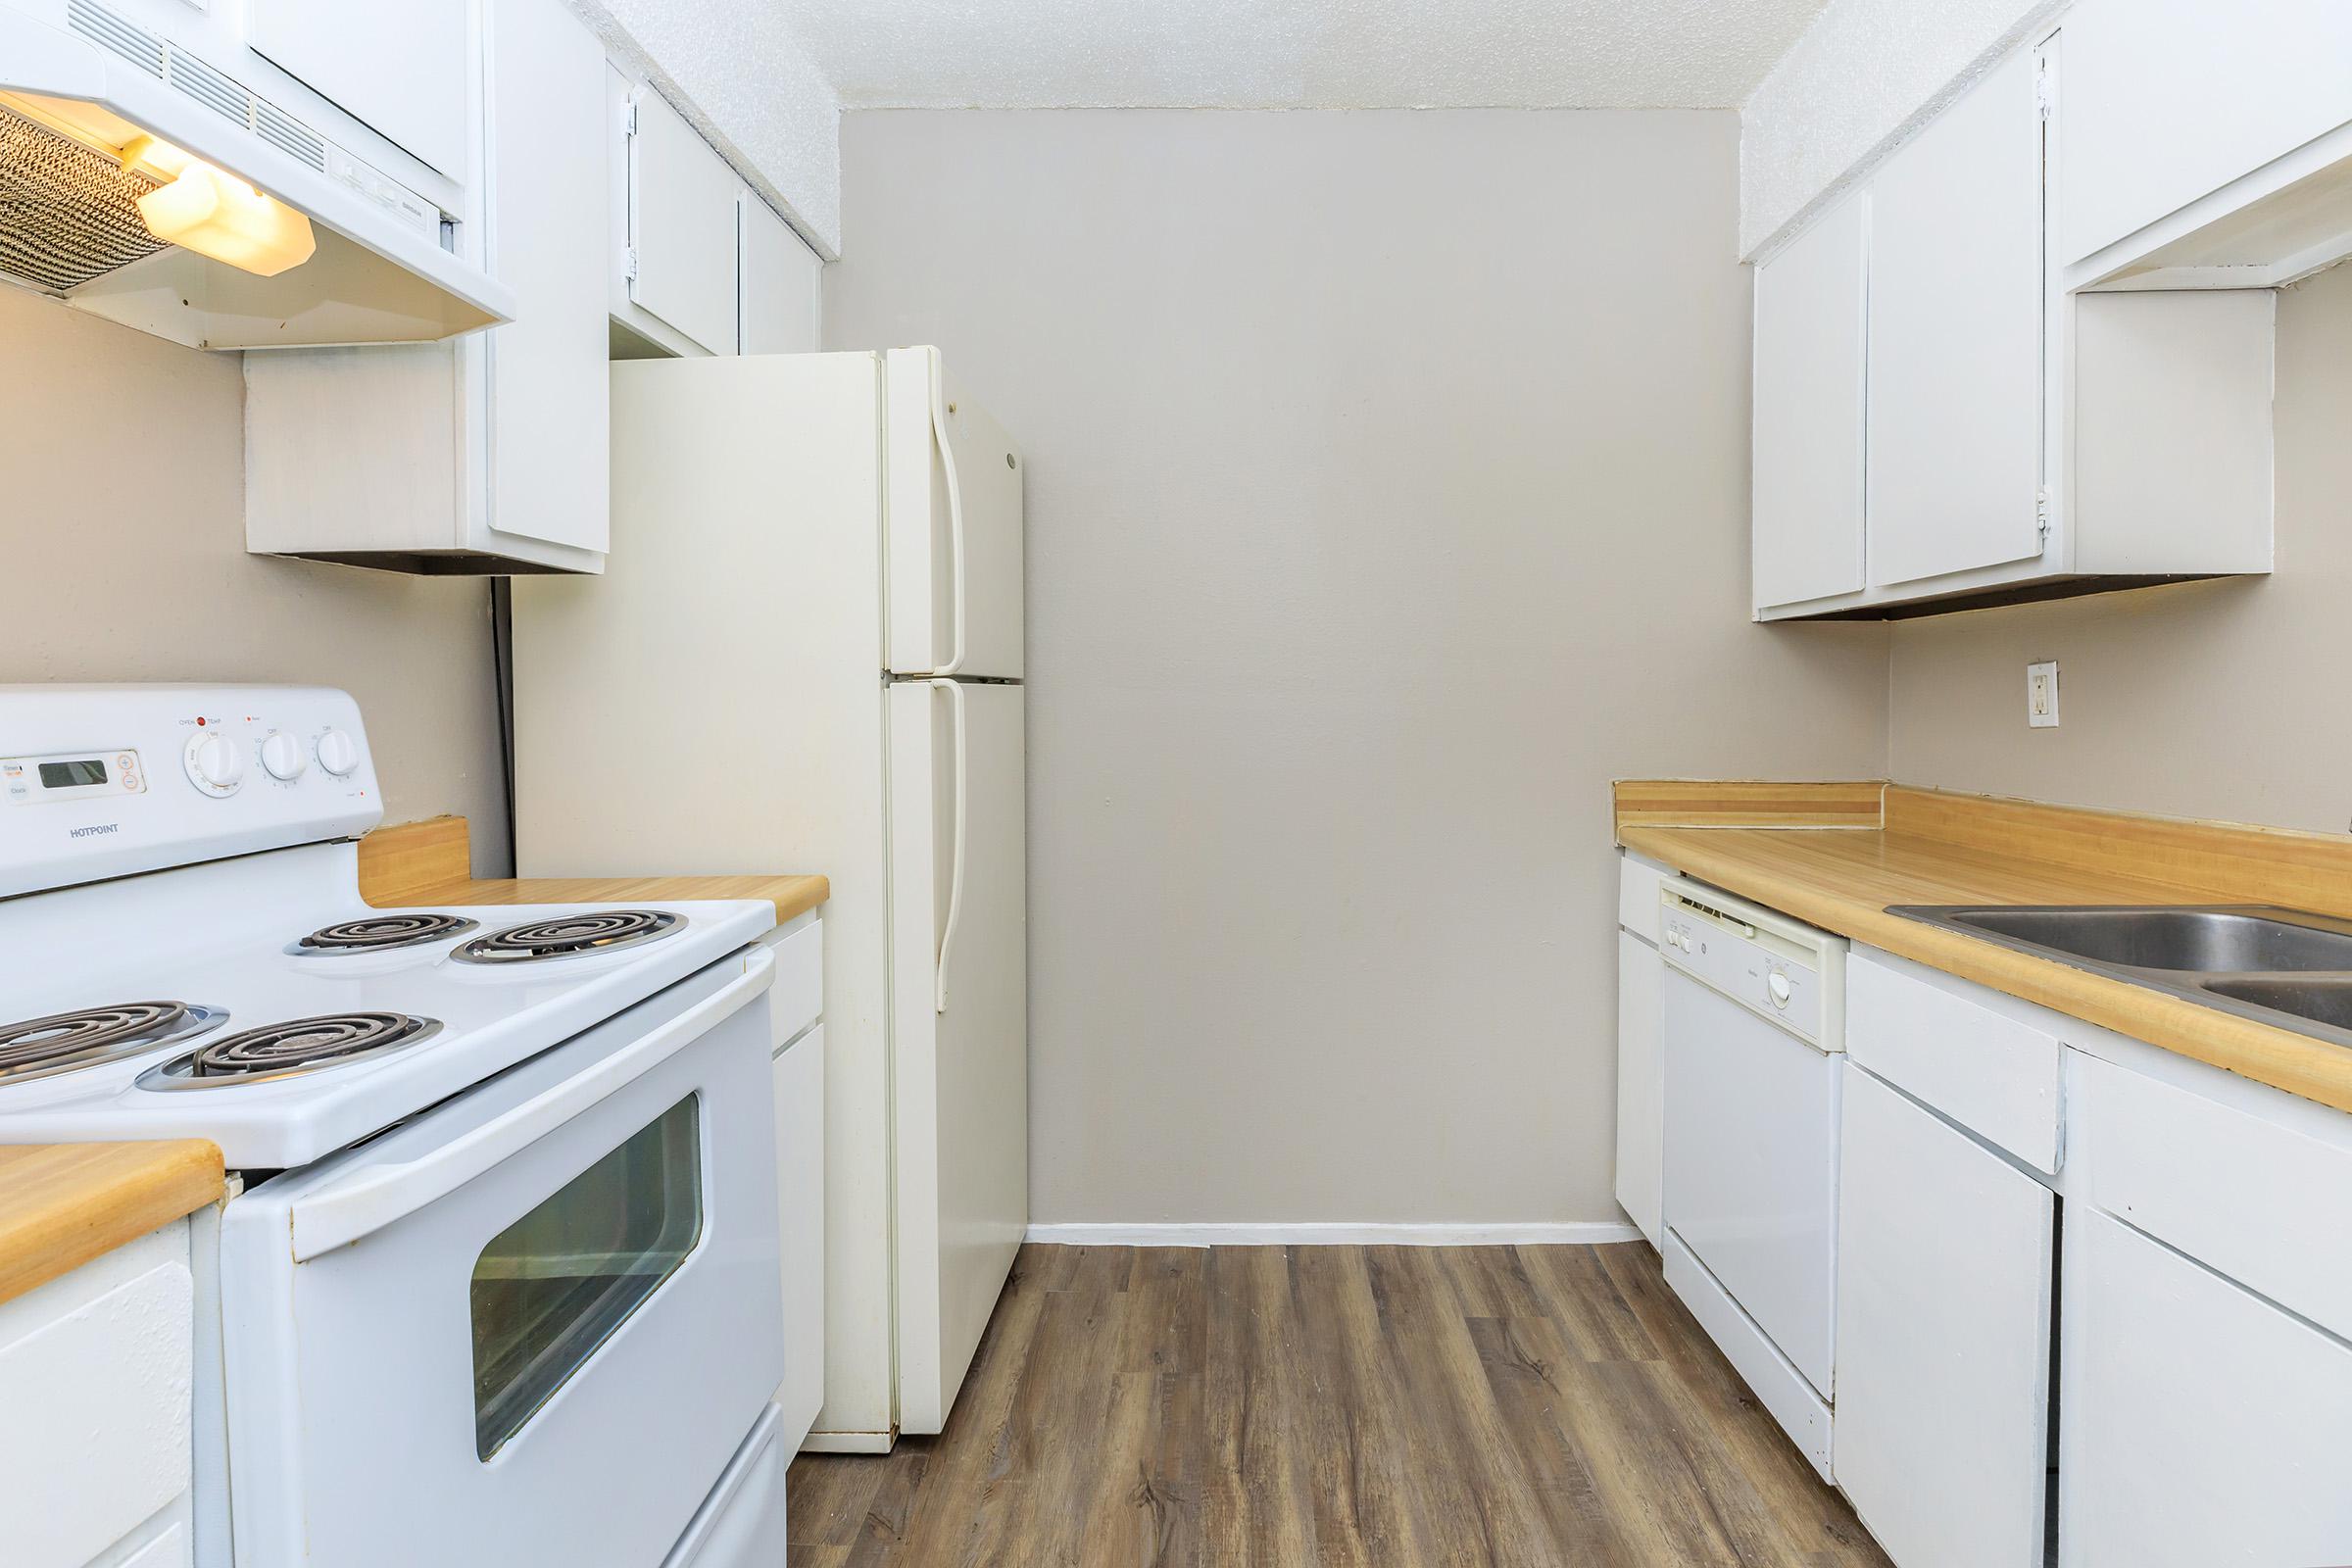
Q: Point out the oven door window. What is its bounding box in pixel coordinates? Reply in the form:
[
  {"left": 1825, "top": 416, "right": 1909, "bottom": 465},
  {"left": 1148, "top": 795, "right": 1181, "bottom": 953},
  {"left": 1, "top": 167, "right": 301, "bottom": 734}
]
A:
[{"left": 470, "top": 1094, "right": 704, "bottom": 1458}]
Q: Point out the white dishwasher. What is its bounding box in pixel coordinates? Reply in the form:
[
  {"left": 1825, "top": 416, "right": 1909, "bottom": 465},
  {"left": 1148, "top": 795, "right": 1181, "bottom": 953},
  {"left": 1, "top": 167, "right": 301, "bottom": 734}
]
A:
[{"left": 1657, "top": 878, "right": 1847, "bottom": 1480}]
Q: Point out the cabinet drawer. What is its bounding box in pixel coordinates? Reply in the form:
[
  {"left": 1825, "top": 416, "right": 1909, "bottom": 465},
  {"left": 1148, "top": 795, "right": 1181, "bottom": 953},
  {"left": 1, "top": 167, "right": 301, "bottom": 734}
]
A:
[
  {"left": 2075, "top": 1051, "right": 2352, "bottom": 1343},
  {"left": 763, "top": 917, "right": 823, "bottom": 1051},
  {"left": 1618, "top": 852, "right": 1668, "bottom": 938},
  {"left": 1847, "top": 951, "right": 2063, "bottom": 1172}
]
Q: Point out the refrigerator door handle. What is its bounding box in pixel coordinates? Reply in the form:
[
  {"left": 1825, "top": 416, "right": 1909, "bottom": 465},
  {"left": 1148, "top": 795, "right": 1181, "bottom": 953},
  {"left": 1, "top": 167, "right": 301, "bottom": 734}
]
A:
[
  {"left": 928, "top": 347, "right": 969, "bottom": 677},
  {"left": 930, "top": 677, "right": 969, "bottom": 1012}
]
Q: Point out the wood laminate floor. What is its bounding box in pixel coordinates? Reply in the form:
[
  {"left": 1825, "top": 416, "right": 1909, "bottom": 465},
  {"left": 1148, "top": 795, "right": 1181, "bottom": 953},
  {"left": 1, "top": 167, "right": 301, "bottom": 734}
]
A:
[{"left": 786, "top": 1243, "right": 1891, "bottom": 1567}]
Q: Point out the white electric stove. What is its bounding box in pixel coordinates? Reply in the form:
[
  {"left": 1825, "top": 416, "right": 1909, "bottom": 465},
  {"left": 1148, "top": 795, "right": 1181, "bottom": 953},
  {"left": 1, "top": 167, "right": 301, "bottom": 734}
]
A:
[{"left": 0, "top": 685, "right": 792, "bottom": 1568}]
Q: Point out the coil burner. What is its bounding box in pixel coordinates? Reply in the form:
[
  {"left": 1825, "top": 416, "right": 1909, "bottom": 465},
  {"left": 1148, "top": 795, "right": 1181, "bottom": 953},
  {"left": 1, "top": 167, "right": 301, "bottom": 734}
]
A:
[
  {"left": 0, "top": 1002, "right": 227, "bottom": 1085},
  {"left": 452, "top": 910, "right": 685, "bottom": 966},
  {"left": 138, "top": 1012, "right": 443, "bottom": 1090},
  {"left": 293, "top": 913, "right": 479, "bottom": 955}
]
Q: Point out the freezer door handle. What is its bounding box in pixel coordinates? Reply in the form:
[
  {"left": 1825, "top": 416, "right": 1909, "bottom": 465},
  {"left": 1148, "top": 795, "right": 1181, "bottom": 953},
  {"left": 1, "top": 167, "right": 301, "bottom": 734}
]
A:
[
  {"left": 928, "top": 346, "right": 969, "bottom": 678},
  {"left": 929, "top": 678, "right": 969, "bottom": 1012}
]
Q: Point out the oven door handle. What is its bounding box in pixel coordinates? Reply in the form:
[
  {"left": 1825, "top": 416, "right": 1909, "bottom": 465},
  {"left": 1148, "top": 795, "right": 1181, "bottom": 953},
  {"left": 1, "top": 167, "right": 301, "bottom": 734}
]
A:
[{"left": 285, "top": 950, "right": 776, "bottom": 1262}]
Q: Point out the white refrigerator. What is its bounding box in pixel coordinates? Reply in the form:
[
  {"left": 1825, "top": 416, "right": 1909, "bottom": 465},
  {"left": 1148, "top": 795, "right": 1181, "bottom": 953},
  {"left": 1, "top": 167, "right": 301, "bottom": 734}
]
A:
[{"left": 512, "top": 347, "right": 1028, "bottom": 1449}]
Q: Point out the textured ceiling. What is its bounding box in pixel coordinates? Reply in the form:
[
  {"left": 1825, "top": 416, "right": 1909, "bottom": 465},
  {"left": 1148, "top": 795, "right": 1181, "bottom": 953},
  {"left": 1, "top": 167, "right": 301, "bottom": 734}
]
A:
[{"left": 779, "top": 0, "right": 1836, "bottom": 111}]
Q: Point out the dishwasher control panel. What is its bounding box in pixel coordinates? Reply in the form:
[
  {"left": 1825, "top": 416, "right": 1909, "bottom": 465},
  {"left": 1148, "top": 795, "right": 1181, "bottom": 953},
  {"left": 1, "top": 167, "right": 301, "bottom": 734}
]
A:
[{"left": 1659, "top": 882, "right": 1847, "bottom": 1051}]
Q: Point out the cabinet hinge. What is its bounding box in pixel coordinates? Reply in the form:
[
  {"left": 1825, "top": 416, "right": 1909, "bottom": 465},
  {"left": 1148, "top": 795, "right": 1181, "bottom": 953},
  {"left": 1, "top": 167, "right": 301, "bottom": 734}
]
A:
[
  {"left": 2034, "top": 63, "right": 2053, "bottom": 122},
  {"left": 2036, "top": 486, "right": 2052, "bottom": 544},
  {"left": 621, "top": 97, "right": 640, "bottom": 137},
  {"left": 622, "top": 246, "right": 640, "bottom": 282}
]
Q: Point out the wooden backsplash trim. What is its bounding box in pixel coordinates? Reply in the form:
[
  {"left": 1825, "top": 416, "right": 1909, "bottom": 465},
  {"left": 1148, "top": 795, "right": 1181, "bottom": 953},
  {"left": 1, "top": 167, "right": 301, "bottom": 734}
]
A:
[
  {"left": 1884, "top": 787, "right": 2352, "bottom": 918},
  {"left": 356, "top": 815, "right": 473, "bottom": 906},
  {"left": 1613, "top": 780, "right": 1887, "bottom": 833}
]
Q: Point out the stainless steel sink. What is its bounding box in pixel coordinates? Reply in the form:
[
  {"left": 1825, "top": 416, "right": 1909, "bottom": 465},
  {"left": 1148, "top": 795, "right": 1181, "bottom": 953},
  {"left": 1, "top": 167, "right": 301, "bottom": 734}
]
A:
[
  {"left": 1887, "top": 904, "right": 2352, "bottom": 1050},
  {"left": 1905, "top": 906, "right": 2352, "bottom": 973}
]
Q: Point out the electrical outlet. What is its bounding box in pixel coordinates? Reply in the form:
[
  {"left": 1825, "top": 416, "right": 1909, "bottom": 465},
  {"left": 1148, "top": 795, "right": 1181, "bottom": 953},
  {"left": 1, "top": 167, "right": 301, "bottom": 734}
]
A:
[{"left": 2028, "top": 661, "right": 2060, "bottom": 728}]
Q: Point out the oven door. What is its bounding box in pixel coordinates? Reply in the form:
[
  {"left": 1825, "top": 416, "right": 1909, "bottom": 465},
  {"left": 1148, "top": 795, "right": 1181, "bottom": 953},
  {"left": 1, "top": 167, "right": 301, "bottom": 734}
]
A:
[{"left": 219, "top": 949, "right": 782, "bottom": 1568}]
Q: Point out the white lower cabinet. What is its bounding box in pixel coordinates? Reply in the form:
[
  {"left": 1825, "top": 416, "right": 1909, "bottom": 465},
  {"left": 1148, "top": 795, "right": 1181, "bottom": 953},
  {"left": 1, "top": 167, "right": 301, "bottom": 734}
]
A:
[
  {"left": 1613, "top": 928, "right": 1663, "bottom": 1247},
  {"left": 761, "top": 915, "right": 827, "bottom": 1451},
  {"left": 1834, "top": 1066, "right": 2054, "bottom": 1568},
  {"left": 2060, "top": 1206, "right": 2352, "bottom": 1566},
  {"left": 772, "top": 1021, "right": 826, "bottom": 1450},
  {"left": 1614, "top": 852, "right": 1667, "bottom": 1247},
  {"left": 0, "top": 1222, "right": 195, "bottom": 1568}
]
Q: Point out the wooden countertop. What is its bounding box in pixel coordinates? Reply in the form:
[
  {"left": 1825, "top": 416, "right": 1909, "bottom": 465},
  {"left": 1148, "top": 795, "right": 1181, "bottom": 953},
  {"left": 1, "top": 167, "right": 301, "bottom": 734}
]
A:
[
  {"left": 358, "top": 816, "right": 828, "bottom": 925},
  {"left": 0, "top": 1142, "right": 223, "bottom": 1307},
  {"left": 1616, "top": 782, "right": 2352, "bottom": 1115}
]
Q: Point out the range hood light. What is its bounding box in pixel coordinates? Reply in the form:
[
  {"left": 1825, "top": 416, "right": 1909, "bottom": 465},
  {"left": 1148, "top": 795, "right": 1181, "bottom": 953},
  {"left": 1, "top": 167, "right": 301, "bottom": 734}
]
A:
[
  {"left": 133, "top": 158, "right": 316, "bottom": 277},
  {"left": 115, "top": 132, "right": 190, "bottom": 180}
]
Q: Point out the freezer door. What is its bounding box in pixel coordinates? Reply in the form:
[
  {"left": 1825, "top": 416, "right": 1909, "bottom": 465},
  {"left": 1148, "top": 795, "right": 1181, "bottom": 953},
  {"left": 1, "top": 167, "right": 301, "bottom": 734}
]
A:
[
  {"left": 886, "top": 679, "right": 1028, "bottom": 1432},
  {"left": 885, "top": 347, "right": 1026, "bottom": 680}
]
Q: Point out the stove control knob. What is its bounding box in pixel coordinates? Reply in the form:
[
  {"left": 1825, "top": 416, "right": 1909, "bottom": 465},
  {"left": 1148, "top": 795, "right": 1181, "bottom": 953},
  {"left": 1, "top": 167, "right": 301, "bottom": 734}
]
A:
[
  {"left": 316, "top": 729, "right": 361, "bottom": 778},
  {"left": 184, "top": 731, "right": 246, "bottom": 796},
  {"left": 260, "top": 731, "right": 307, "bottom": 782}
]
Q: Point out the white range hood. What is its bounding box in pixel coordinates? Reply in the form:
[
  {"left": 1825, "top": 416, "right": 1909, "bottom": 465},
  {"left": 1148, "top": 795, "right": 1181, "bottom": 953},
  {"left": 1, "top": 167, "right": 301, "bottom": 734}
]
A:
[{"left": 0, "top": 1, "right": 514, "bottom": 349}]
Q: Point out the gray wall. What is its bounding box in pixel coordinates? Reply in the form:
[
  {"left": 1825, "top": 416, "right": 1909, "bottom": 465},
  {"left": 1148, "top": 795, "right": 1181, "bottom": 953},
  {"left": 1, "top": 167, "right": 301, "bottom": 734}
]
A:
[
  {"left": 1888, "top": 265, "right": 2352, "bottom": 835},
  {"left": 829, "top": 109, "right": 1888, "bottom": 1225},
  {"left": 1, "top": 289, "right": 511, "bottom": 872}
]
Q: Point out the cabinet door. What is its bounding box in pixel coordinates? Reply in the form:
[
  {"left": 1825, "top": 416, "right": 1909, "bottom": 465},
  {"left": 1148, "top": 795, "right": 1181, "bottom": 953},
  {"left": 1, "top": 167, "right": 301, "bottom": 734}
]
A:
[
  {"left": 484, "top": 0, "right": 608, "bottom": 553},
  {"left": 2059, "top": 0, "right": 2352, "bottom": 265},
  {"left": 771, "top": 1024, "right": 825, "bottom": 1450},
  {"left": 1835, "top": 1067, "right": 2053, "bottom": 1568},
  {"left": 2061, "top": 1208, "right": 2352, "bottom": 1566},
  {"left": 248, "top": 0, "right": 471, "bottom": 178},
  {"left": 1752, "top": 192, "right": 1867, "bottom": 612},
  {"left": 738, "top": 197, "right": 823, "bottom": 356},
  {"left": 628, "top": 90, "right": 742, "bottom": 357},
  {"left": 0, "top": 1224, "right": 194, "bottom": 1568},
  {"left": 1867, "top": 48, "right": 2045, "bottom": 590},
  {"left": 1614, "top": 930, "right": 1663, "bottom": 1247}
]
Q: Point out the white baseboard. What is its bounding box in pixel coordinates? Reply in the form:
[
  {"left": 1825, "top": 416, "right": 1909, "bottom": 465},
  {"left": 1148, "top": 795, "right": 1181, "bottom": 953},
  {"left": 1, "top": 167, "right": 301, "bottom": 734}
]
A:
[
  {"left": 798, "top": 1429, "right": 895, "bottom": 1455},
  {"left": 1022, "top": 1220, "right": 1643, "bottom": 1249}
]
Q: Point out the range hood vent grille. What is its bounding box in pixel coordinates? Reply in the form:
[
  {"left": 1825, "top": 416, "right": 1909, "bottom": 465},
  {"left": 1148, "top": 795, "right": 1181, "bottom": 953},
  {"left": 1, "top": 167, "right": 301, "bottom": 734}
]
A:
[
  {"left": 0, "top": 104, "right": 167, "bottom": 291},
  {"left": 166, "top": 46, "right": 245, "bottom": 127},
  {"left": 253, "top": 100, "right": 325, "bottom": 172},
  {"left": 65, "top": 0, "right": 163, "bottom": 79},
  {"left": 66, "top": 0, "right": 327, "bottom": 173}
]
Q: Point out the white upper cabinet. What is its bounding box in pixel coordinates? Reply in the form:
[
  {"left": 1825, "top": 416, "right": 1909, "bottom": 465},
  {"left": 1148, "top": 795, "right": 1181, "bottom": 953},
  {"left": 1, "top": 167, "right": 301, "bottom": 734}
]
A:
[
  {"left": 739, "top": 196, "right": 825, "bottom": 356},
  {"left": 247, "top": 0, "right": 473, "bottom": 178},
  {"left": 1751, "top": 28, "right": 2277, "bottom": 620},
  {"left": 1866, "top": 49, "right": 2045, "bottom": 591},
  {"left": 244, "top": 0, "right": 610, "bottom": 572},
  {"left": 483, "top": 0, "right": 610, "bottom": 555},
  {"left": 1751, "top": 191, "right": 1868, "bottom": 613},
  {"left": 2060, "top": 0, "right": 2352, "bottom": 277},
  {"left": 623, "top": 88, "right": 743, "bottom": 358}
]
